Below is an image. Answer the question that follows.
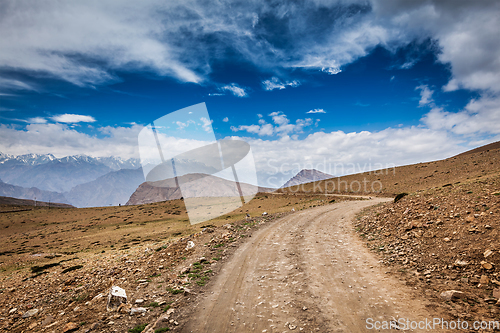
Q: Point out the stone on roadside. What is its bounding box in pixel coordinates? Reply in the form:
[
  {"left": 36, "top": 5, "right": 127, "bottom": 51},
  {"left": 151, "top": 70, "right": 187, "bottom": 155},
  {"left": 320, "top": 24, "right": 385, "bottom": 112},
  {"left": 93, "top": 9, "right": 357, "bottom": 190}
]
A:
[
  {"left": 484, "top": 249, "right": 494, "bottom": 258},
  {"left": 481, "top": 261, "right": 493, "bottom": 270},
  {"left": 454, "top": 259, "right": 468, "bottom": 267},
  {"left": 22, "top": 309, "right": 38, "bottom": 318},
  {"left": 62, "top": 322, "right": 79, "bottom": 333},
  {"left": 480, "top": 275, "right": 490, "bottom": 285},
  {"left": 130, "top": 307, "right": 147, "bottom": 315},
  {"left": 440, "top": 290, "right": 464, "bottom": 301},
  {"left": 493, "top": 288, "right": 500, "bottom": 299},
  {"left": 107, "top": 286, "right": 127, "bottom": 312},
  {"left": 186, "top": 241, "right": 195, "bottom": 250}
]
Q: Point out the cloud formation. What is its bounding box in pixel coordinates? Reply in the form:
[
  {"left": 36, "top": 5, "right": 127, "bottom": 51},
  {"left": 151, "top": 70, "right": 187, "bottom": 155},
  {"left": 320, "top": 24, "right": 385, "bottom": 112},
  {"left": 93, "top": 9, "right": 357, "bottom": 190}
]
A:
[
  {"left": 218, "top": 84, "right": 248, "bottom": 97},
  {"left": 231, "top": 112, "right": 313, "bottom": 137},
  {"left": 51, "top": 114, "right": 96, "bottom": 123},
  {"left": 262, "top": 77, "right": 300, "bottom": 91},
  {"left": 306, "top": 109, "right": 326, "bottom": 114},
  {"left": 1, "top": 0, "right": 497, "bottom": 97}
]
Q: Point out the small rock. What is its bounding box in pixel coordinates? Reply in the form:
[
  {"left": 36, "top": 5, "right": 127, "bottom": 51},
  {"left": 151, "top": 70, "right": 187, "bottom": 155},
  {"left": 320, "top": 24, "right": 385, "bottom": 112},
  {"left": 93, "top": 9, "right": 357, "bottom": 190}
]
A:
[
  {"left": 485, "top": 298, "right": 497, "bottom": 304},
  {"left": 440, "top": 290, "right": 464, "bottom": 301},
  {"left": 8, "top": 308, "right": 17, "bottom": 314},
  {"left": 186, "top": 241, "right": 195, "bottom": 250},
  {"left": 444, "top": 237, "right": 451, "bottom": 242},
  {"left": 480, "top": 275, "right": 490, "bottom": 285},
  {"left": 289, "top": 324, "right": 297, "bottom": 330},
  {"left": 107, "top": 286, "right": 127, "bottom": 311},
  {"left": 262, "top": 212, "right": 268, "bottom": 216},
  {"left": 302, "top": 306, "right": 308, "bottom": 311},
  {"left": 454, "top": 260, "right": 469, "bottom": 267},
  {"left": 62, "top": 322, "right": 79, "bottom": 333},
  {"left": 484, "top": 249, "right": 494, "bottom": 258},
  {"left": 481, "top": 261, "right": 494, "bottom": 270},
  {"left": 22, "top": 309, "right": 38, "bottom": 318},
  {"left": 130, "top": 307, "right": 147, "bottom": 315},
  {"left": 135, "top": 299, "right": 144, "bottom": 304},
  {"left": 493, "top": 288, "right": 500, "bottom": 299}
]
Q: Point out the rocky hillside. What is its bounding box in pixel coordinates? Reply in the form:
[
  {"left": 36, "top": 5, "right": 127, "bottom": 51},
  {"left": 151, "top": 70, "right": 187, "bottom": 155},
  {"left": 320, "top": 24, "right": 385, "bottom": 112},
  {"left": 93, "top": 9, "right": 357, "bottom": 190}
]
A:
[
  {"left": 281, "top": 146, "right": 500, "bottom": 196},
  {"left": 281, "top": 169, "right": 333, "bottom": 188},
  {"left": 0, "top": 180, "right": 69, "bottom": 205},
  {"left": 356, "top": 172, "right": 500, "bottom": 323}
]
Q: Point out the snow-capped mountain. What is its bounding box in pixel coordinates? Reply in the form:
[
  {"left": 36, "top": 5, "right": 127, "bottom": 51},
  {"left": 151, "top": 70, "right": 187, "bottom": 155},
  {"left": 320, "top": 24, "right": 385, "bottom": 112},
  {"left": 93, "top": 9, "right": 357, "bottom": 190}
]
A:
[
  {"left": 0, "top": 152, "right": 57, "bottom": 166},
  {"left": 0, "top": 152, "right": 141, "bottom": 193}
]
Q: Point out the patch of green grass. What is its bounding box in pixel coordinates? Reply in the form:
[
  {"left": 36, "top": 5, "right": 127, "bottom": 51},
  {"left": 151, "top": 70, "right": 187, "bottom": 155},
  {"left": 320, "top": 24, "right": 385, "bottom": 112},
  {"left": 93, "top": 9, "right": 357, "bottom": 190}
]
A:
[
  {"left": 149, "top": 273, "right": 161, "bottom": 278},
  {"left": 212, "top": 257, "right": 221, "bottom": 261},
  {"left": 72, "top": 292, "right": 89, "bottom": 302},
  {"left": 196, "top": 276, "right": 209, "bottom": 286},
  {"left": 162, "top": 305, "right": 171, "bottom": 312},
  {"left": 155, "top": 328, "right": 170, "bottom": 333},
  {"left": 166, "top": 288, "right": 183, "bottom": 295},
  {"left": 148, "top": 302, "right": 160, "bottom": 308},
  {"left": 213, "top": 243, "right": 224, "bottom": 248},
  {"left": 129, "top": 323, "right": 148, "bottom": 333}
]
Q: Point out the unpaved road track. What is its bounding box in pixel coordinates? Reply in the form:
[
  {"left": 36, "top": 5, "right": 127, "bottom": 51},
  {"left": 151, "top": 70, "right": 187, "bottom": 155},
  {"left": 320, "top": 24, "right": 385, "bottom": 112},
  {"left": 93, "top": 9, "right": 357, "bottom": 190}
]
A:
[{"left": 183, "top": 198, "right": 436, "bottom": 332}]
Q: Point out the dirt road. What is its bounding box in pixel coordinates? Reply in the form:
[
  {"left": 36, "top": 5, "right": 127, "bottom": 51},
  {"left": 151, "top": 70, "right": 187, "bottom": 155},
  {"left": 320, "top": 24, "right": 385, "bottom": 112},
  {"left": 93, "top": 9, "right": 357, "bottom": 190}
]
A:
[{"left": 183, "top": 198, "right": 436, "bottom": 332}]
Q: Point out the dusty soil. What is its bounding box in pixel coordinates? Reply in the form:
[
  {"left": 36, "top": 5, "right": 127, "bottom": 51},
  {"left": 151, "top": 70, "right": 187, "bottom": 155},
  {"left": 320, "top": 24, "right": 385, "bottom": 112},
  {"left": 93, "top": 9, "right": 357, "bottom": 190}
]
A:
[
  {"left": 0, "top": 193, "right": 354, "bottom": 333},
  {"left": 181, "top": 198, "right": 444, "bottom": 333}
]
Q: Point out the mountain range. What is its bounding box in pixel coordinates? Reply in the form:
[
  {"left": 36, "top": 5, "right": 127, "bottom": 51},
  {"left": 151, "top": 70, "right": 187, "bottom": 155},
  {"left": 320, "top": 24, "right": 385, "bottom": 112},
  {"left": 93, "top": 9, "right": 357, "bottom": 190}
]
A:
[
  {"left": 0, "top": 153, "right": 143, "bottom": 207},
  {"left": 0, "top": 152, "right": 338, "bottom": 208}
]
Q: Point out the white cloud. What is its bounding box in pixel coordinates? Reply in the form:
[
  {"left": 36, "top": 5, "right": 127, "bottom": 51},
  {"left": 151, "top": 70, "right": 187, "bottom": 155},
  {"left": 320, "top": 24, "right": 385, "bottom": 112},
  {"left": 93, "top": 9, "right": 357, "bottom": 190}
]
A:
[
  {"left": 262, "top": 77, "right": 300, "bottom": 91},
  {"left": 28, "top": 117, "right": 47, "bottom": 124},
  {"left": 222, "top": 117, "right": 229, "bottom": 122},
  {"left": 306, "top": 109, "right": 326, "bottom": 114},
  {"left": 200, "top": 117, "right": 213, "bottom": 132},
  {"left": 372, "top": 1, "right": 500, "bottom": 93},
  {"left": 231, "top": 111, "right": 313, "bottom": 137},
  {"left": 0, "top": 123, "right": 142, "bottom": 159},
  {"left": 51, "top": 114, "right": 96, "bottom": 123},
  {"left": 219, "top": 83, "right": 248, "bottom": 97},
  {"left": 416, "top": 85, "right": 434, "bottom": 107},
  {"left": 0, "top": 78, "right": 37, "bottom": 92},
  {"left": 175, "top": 119, "right": 195, "bottom": 130},
  {"left": 422, "top": 94, "right": 500, "bottom": 136}
]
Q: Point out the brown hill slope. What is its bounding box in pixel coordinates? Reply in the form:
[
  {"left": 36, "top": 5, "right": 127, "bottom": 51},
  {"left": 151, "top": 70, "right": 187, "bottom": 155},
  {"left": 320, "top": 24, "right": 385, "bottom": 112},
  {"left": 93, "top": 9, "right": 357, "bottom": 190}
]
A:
[
  {"left": 0, "top": 195, "right": 73, "bottom": 209},
  {"left": 280, "top": 146, "right": 500, "bottom": 196},
  {"left": 455, "top": 140, "right": 500, "bottom": 157}
]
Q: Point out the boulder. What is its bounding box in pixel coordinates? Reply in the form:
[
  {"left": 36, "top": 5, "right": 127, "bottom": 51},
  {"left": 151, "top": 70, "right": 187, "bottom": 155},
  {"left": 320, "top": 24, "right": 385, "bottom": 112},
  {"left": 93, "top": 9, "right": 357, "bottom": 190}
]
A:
[
  {"left": 107, "top": 286, "right": 127, "bottom": 311},
  {"left": 440, "top": 290, "right": 464, "bottom": 301}
]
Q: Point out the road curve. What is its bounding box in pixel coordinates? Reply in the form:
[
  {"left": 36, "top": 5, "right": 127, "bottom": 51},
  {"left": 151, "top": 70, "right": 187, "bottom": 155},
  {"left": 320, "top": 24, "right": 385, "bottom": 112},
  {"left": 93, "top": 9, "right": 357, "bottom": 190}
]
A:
[{"left": 183, "top": 198, "right": 435, "bottom": 332}]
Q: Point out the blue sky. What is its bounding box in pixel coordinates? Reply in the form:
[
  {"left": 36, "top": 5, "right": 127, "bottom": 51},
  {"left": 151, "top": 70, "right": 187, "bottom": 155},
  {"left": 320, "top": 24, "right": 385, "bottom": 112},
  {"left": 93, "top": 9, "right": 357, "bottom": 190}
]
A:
[{"left": 0, "top": 0, "right": 499, "bottom": 186}]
